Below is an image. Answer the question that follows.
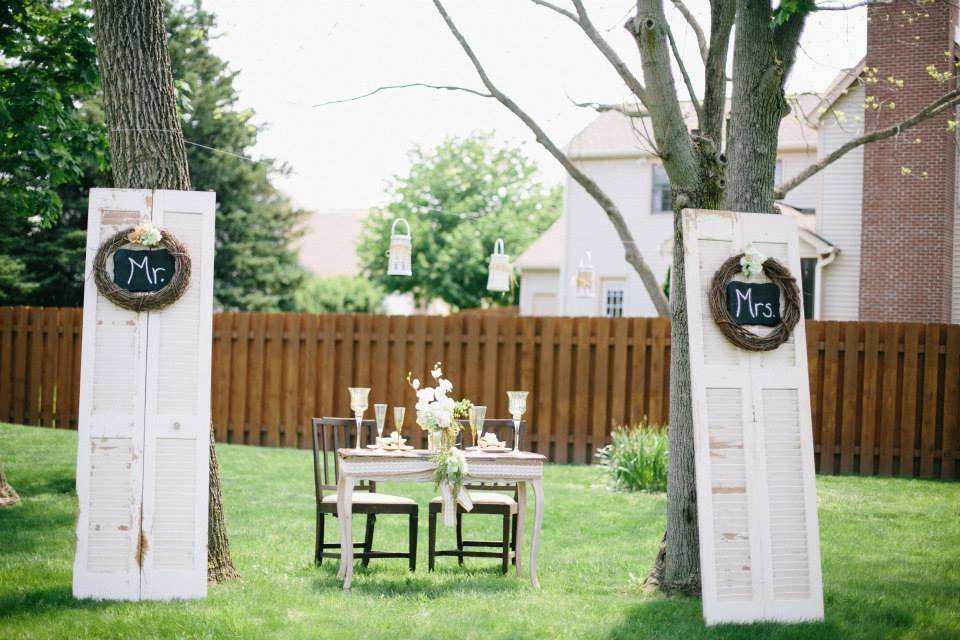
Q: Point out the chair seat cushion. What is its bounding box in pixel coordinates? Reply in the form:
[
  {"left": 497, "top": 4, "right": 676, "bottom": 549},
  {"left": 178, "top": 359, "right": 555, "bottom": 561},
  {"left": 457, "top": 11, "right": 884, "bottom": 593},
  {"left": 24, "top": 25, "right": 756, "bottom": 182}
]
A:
[
  {"left": 430, "top": 490, "right": 516, "bottom": 506},
  {"left": 322, "top": 492, "right": 417, "bottom": 506}
]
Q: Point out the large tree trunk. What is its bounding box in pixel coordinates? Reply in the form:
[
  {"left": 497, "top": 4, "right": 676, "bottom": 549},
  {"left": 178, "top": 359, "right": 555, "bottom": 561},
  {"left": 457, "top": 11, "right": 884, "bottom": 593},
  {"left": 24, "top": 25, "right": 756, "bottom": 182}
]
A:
[{"left": 91, "top": 0, "right": 237, "bottom": 583}]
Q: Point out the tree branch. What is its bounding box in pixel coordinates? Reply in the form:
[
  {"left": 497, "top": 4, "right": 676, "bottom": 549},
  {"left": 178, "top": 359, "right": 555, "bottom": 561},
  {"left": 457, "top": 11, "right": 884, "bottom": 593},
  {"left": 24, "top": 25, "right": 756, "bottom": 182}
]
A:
[
  {"left": 814, "top": 0, "right": 892, "bottom": 10},
  {"left": 701, "top": 0, "right": 735, "bottom": 145},
  {"left": 668, "top": 0, "right": 708, "bottom": 63},
  {"left": 528, "top": 0, "right": 579, "bottom": 22},
  {"left": 570, "top": 98, "right": 648, "bottom": 117},
  {"left": 566, "top": 0, "right": 648, "bottom": 103},
  {"left": 433, "top": 0, "right": 670, "bottom": 316},
  {"left": 776, "top": 88, "right": 960, "bottom": 198},
  {"left": 311, "top": 82, "right": 491, "bottom": 107},
  {"left": 664, "top": 20, "right": 703, "bottom": 126}
]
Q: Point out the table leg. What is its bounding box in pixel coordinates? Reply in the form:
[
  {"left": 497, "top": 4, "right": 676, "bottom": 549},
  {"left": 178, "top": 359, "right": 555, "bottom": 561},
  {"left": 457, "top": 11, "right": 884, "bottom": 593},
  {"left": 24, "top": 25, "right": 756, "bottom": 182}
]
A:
[
  {"left": 530, "top": 478, "right": 544, "bottom": 589},
  {"left": 337, "top": 475, "right": 356, "bottom": 590},
  {"left": 515, "top": 481, "right": 526, "bottom": 577}
]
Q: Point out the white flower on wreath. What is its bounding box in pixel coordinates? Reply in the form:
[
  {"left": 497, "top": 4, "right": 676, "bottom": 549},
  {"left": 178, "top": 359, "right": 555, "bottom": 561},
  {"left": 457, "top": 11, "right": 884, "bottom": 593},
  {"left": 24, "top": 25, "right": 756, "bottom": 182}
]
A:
[{"left": 739, "top": 245, "right": 767, "bottom": 279}]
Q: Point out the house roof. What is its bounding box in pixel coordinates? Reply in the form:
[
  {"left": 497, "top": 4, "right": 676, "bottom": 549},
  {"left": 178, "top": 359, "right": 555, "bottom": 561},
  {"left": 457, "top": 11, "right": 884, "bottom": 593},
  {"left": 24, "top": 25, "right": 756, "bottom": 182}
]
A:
[
  {"left": 296, "top": 208, "right": 371, "bottom": 277},
  {"left": 515, "top": 217, "right": 564, "bottom": 270},
  {"left": 565, "top": 95, "right": 821, "bottom": 160},
  {"left": 806, "top": 59, "right": 866, "bottom": 125}
]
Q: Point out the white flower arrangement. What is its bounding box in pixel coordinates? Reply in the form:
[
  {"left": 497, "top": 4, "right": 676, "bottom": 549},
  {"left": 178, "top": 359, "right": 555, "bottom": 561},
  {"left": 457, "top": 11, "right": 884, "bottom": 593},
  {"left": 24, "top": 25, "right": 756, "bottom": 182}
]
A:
[
  {"left": 739, "top": 245, "right": 767, "bottom": 279},
  {"left": 408, "top": 363, "right": 458, "bottom": 434},
  {"left": 127, "top": 220, "right": 163, "bottom": 247}
]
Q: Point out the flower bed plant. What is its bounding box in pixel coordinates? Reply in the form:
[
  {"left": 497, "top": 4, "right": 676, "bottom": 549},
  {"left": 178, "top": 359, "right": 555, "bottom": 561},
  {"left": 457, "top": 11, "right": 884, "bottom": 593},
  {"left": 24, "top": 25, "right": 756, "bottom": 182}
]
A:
[{"left": 595, "top": 422, "right": 668, "bottom": 492}]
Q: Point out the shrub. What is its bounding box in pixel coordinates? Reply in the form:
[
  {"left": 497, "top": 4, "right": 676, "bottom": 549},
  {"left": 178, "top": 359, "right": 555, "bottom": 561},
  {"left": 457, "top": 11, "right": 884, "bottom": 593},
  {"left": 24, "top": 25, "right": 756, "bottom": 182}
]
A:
[
  {"left": 595, "top": 422, "right": 668, "bottom": 492},
  {"left": 294, "top": 275, "right": 385, "bottom": 313}
]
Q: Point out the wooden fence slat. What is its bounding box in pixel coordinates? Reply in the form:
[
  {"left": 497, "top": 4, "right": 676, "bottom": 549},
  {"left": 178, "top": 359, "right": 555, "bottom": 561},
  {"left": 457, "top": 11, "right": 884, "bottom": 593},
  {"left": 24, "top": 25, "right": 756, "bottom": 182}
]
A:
[
  {"left": 819, "top": 322, "right": 841, "bottom": 474},
  {"left": 2, "top": 306, "right": 957, "bottom": 475},
  {"left": 899, "top": 324, "right": 922, "bottom": 477},
  {"left": 0, "top": 307, "right": 13, "bottom": 422},
  {"left": 878, "top": 322, "right": 900, "bottom": 475},
  {"left": 40, "top": 308, "right": 59, "bottom": 427},
  {"left": 12, "top": 307, "right": 29, "bottom": 425},
  {"left": 859, "top": 324, "right": 880, "bottom": 475},
  {"left": 554, "top": 318, "right": 574, "bottom": 463},
  {"left": 942, "top": 325, "right": 959, "bottom": 479},
  {"left": 229, "top": 313, "right": 250, "bottom": 444},
  {"left": 919, "top": 324, "right": 940, "bottom": 477},
  {"left": 572, "top": 318, "right": 592, "bottom": 463},
  {"left": 839, "top": 322, "right": 860, "bottom": 473},
  {"left": 591, "top": 318, "right": 611, "bottom": 458},
  {"left": 535, "top": 318, "right": 555, "bottom": 458}
]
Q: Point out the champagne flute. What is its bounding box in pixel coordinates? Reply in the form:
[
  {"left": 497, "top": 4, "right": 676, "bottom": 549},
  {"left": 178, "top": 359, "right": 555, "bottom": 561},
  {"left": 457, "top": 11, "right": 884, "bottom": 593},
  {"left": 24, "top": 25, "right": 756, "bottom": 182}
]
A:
[
  {"left": 506, "top": 391, "right": 528, "bottom": 454},
  {"left": 348, "top": 387, "right": 370, "bottom": 450},
  {"left": 393, "top": 406, "right": 406, "bottom": 443},
  {"left": 470, "top": 405, "right": 487, "bottom": 447},
  {"left": 374, "top": 403, "right": 388, "bottom": 447}
]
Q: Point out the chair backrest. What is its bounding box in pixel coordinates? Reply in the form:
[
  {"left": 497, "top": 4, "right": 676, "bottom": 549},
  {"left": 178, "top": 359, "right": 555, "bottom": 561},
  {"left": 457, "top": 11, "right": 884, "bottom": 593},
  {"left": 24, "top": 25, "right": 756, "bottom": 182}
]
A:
[
  {"left": 311, "top": 417, "right": 377, "bottom": 502},
  {"left": 460, "top": 418, "right": 526, "bottom": 492}
]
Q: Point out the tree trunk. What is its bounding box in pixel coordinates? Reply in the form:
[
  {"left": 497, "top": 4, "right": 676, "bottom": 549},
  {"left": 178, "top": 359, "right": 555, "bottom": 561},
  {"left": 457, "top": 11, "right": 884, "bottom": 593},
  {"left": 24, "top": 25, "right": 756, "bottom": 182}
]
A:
[
  {"left": 207, "top": 429, "right": 238, "bottom": 582},
  {"left": 93, "top": 0, "right": 191, "bottom": 190},
  {"left": 0, "top": 464, "right": 20, "bottom": 508},
  {"left": 91, "top": 0, "right": 237, "bottom": 583}
]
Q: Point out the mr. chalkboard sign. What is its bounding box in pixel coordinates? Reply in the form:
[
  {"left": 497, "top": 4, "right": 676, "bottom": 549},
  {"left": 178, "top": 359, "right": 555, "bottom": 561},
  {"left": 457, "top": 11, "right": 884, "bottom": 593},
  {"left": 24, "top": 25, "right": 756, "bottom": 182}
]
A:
[
  {"left": 92, "top": 220, "right": 191, "bottom": 312},
  {"left": 113, "top": 249, "right": 176, "bottom": 292},
  {"left": 725, "top": 281, "right": 781, "bottom": 327}
]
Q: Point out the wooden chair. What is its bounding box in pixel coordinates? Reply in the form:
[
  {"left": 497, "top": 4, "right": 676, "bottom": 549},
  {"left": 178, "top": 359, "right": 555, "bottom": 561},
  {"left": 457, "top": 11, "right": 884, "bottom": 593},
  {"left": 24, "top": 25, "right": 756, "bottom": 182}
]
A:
[
  {"left": 428, "top": 419, "right": 525, "bottom": 574},
  {"left": 311, "top": 417, "right": 418, "bottom": 571}
]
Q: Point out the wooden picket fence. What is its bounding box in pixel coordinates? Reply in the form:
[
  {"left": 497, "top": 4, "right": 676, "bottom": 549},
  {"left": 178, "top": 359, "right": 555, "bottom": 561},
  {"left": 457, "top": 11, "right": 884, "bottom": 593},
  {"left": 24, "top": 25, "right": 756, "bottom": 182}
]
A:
[{"left": 0, "top": 306, "right": 957, "bottom": 478}]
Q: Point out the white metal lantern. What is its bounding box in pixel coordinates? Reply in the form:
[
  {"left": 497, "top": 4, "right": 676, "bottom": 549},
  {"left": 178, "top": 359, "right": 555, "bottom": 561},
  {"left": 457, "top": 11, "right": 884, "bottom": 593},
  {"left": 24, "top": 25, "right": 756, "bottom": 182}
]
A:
[
  {"left": 486, "top": 237, "right": 512, "bottom": 292},
  {"left": 386, "top": 218, "right": 412, "bottom": 276},
  {"left": 576, "top": 250, "right": 596, "bottom": 298}
]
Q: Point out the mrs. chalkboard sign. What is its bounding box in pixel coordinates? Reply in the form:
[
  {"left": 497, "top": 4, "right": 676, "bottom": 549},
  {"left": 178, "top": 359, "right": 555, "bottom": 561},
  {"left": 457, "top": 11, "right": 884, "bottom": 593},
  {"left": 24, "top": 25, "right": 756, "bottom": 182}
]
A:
[
  {"left": 93, "top": 219, "right": 191, "bottom": 311},
  {"left": 708, "top": 245, "right": 801, "bottom": 351}
]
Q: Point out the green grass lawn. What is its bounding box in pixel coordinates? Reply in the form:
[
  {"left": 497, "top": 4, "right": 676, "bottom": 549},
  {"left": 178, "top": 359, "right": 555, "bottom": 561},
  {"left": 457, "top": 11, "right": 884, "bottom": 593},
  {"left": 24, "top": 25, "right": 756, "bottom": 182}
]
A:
[{"left": 1, "top": 423, "right": 958, "bottom": 640}]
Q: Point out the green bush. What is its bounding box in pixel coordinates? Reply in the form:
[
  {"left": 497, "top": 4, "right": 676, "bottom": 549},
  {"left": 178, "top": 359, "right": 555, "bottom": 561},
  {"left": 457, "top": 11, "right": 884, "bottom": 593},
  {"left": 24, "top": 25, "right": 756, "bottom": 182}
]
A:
[
  {"left": 595, "top": 422, "right": 668, "bottom": 492},
  {"left": 294, "top": 275, "right": 385, "bottom": 313}
]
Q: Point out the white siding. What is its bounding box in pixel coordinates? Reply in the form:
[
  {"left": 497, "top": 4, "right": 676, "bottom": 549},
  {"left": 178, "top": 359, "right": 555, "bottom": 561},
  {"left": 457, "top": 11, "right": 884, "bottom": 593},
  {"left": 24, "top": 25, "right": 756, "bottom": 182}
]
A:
[
  {"left": 779, "top": 151, "right": 818, "bottom": 211},
  {"left": 817, "top": 84, "right": 865, "bottom": 321},
  {"left": 518, "top": 269, "right": 560, "bottom": 316},
  {"left": 561, "top": 158, "right": 673, "bottom": 317}
]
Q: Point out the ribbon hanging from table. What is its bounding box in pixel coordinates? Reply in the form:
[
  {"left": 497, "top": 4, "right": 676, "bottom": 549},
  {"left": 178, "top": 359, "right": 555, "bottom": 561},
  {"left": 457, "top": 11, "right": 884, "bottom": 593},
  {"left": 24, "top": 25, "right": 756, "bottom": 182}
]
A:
[{"left": 438, "top": 481, "right": 474, "bottom": 526}]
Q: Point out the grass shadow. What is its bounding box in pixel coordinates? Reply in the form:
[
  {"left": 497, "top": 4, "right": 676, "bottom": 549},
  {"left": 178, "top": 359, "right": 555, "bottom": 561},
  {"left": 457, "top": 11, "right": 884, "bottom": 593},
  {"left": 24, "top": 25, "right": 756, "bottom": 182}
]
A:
[
  {"left": 309, "top": 561, "right": 526, "bottom": 597},
  {"left": 0, "top": 586, "right": 109, "bottom": 621}
]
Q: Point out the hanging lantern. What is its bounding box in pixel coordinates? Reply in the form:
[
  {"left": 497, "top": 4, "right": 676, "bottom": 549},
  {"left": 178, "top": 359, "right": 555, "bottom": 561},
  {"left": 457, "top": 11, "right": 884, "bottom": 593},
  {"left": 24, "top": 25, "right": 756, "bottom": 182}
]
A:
[
  {"left": 486, "top": 238, "right": 512, "bottom": 292},
  {"left": 386, "top": 218, "right": 412, "bottom": 276},
  {"left": 576, "top": 250, "right": 596, "bottom": 298}
]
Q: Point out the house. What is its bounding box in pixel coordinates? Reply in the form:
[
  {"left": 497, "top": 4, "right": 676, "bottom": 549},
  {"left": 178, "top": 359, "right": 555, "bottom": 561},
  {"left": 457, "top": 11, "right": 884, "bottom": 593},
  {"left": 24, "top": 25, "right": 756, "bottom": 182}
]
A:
[{"left": 517, "top": 0, "right": 959, "bottom": 323}]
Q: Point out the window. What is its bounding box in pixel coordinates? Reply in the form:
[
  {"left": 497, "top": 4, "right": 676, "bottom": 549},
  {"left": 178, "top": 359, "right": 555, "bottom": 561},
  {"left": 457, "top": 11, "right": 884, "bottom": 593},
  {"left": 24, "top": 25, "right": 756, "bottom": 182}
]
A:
[
  {"left": 651, "top": 165, "right": 671, "bottom": 213},
  {"left": 602, "top": 281, "right": 625, "bottom": 317},
  {"left": 800, "top": 257, "right": 816, "bottom": 319}
]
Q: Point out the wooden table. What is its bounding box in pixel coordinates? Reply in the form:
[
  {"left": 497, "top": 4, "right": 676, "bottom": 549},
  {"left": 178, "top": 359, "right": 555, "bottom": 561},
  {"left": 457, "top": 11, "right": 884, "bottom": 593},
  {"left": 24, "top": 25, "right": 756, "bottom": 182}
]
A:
[{"left": 335, "top": 448, "right": 546, "bottom": 591}]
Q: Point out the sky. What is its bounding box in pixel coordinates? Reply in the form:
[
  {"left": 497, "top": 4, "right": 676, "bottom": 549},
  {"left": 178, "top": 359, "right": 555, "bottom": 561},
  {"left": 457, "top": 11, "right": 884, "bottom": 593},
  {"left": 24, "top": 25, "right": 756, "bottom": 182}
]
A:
[{"left": 201, "top": 0, "right": 867, "bottom": 214}]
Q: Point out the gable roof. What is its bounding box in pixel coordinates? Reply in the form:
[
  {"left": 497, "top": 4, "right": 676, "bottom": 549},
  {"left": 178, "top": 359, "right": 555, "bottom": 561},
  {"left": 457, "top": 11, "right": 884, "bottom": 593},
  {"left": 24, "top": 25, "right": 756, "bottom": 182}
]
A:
[
  {"left": 515, "top": 217, "right": 564, "bottom": 270},
  {"left": 806, "top": 59, "right": 866, "bottom": 126}
]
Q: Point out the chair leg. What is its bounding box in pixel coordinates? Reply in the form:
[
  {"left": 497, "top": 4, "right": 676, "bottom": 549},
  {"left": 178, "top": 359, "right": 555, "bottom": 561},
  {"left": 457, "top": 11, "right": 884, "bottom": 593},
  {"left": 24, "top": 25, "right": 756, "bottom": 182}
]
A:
[
  {"left": 501, "top": 512, "right": 511, "bottom": 575},
  {"left": 456, "top": 511, "right": 464, "bottom": 566},
  {"left": 428, "top": 508, "right": 437, "bottom": 572},
  {"left": 361, "top": 514, "right": 376, "bottom": 568},
  {"left": 511, "top": 512, "right": 518, "bottom": 566},
  {"left": 315, "top": 511, "right": 324, "bottom": 566},
  {"left": 409, "top": 512, "right": 418, "bottom": 572}
]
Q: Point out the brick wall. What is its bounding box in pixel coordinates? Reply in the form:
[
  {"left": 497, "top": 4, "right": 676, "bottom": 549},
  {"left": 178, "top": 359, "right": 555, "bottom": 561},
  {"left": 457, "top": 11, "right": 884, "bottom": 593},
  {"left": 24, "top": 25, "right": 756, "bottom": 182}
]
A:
[{"left": 859, "top": 0, "right": 958, "bottom": 322}]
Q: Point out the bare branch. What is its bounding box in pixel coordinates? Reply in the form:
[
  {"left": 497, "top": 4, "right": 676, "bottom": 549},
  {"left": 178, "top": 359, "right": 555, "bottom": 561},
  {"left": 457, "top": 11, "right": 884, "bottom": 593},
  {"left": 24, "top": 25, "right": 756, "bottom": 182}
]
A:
[
  {"left": 567, "top": 0, "right": 648, "bottom": 103},
  {"left": 433, "top": 0, "right": 670, "bottom": 316},
  {"left": 668, "top": 0, "right": 707, "bottom": 63},
  {"left": 814, "top": 0, "right": 892, "bottom": 10},
  {"left": 312, "top": 83, "right": 491, "bottom": 107},
  {"left": 528, "top": 0, "right": 578, "bottom": 22},
  {"left": 570, "top": 98, "right": 648, "bottom": 117},
  {"left": 664, "top": 21, "right": 703, "bottom": 126},
  {"left": 701, "top": 0, "right": 735, "bottom": 145},
  {"left": 776, "top": 88, "right": 960, "bottom": 198}
]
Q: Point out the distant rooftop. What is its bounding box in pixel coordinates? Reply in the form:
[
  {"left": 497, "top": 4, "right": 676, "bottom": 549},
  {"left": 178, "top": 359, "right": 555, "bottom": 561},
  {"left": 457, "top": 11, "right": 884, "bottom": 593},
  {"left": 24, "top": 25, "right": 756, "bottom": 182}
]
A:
[{"left": 297, "top": 208, "right": 371, "bottom": 278}]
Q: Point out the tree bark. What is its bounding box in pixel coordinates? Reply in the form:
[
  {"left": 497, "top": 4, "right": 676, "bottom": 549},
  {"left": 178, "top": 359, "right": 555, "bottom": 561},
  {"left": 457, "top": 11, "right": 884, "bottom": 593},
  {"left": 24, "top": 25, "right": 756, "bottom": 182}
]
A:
[
  {"left": 0, "top": 464, "right": 20, "bottom": 508},
  {"left": 93, "top": 0, "right": 191, "bottom": 190},
  {"left": 91, "top": 0, "right": 237, "bottom": 583}
]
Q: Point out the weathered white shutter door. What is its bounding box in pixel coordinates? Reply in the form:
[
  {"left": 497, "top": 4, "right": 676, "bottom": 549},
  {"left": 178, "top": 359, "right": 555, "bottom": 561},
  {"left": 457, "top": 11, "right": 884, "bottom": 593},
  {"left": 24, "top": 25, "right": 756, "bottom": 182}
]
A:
[
  {"left": 140, "top": 190, "right": 215, "bottom": 599},
  {"left": 682, "top": 209, "right": 823, "bottom": 625},
  {"left": 73, "top": 189, "right": 152, "bottom": 600}
]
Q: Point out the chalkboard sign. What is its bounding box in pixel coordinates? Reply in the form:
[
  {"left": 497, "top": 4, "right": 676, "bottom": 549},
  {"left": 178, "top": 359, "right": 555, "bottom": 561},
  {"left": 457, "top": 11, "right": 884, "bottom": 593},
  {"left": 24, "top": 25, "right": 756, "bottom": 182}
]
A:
[
  {"left": 725, "top": 281, "right": 781, "bottom": 327},
  {"left": 113, "top": 249, "right": 176, "bottom": 292}
]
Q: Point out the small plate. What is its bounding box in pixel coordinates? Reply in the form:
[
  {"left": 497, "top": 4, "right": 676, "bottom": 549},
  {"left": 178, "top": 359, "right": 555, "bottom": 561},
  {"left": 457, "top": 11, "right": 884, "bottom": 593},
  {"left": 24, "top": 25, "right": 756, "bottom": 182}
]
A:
[
  {"left": 368, "top": 443, "right": 414, "bottom": 451},
  {"left": 476, "top": 446, "right": 510, "bottom": 453}
]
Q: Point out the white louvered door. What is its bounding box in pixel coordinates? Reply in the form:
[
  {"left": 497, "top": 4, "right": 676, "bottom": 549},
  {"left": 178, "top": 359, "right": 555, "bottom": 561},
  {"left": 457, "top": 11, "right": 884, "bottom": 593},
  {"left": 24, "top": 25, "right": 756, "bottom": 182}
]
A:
[
  {"left": 74, "top": 190, "right": 152, "bottom": 600},
  {"left": 74, "top": 188, "right": 215, "bottom": 601},
  {"left": 140, "top": 190, "right": 215, "bottom": 599},
  {"left": 682, "top": 209, "right": 823, "bottom": 625}
]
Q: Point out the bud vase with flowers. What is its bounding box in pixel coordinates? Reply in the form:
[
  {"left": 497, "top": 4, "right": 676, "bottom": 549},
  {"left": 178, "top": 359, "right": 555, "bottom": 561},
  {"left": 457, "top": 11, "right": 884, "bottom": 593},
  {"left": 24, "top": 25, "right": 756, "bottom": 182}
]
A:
[{"left": 407, "top": 363, "right": 469, "bottom": 499}]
